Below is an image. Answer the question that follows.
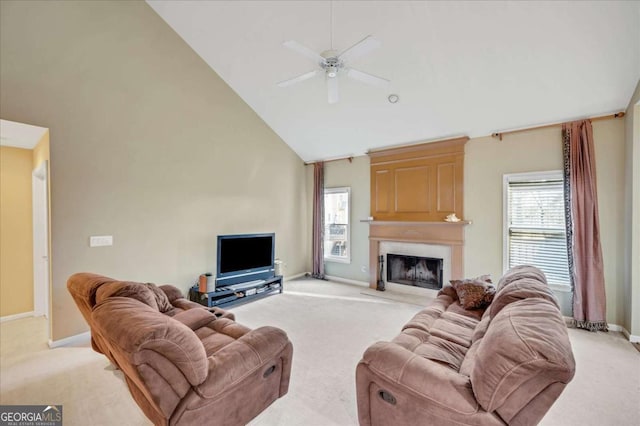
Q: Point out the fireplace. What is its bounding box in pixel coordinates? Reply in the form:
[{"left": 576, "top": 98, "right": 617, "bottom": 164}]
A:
[
  {"left": 369, "top": 221, "right": 469, "bottom": 291},
  {"left": 387, "top": 254, "right": 443, "bottom": 290},
  {"left": 367, "top": 137, "right": 470, "bottom": 291}
]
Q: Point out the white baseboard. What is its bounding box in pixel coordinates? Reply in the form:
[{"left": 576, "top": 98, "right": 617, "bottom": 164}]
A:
[
  {"left": 324, "top": 275, "right": 369, "bottom": 287},
  {"left": 615, "top": 326, "right": 640, "bottom": 343},
  {"left": 285, "top": 272, "right": 309, "bottom": 281},
  {"left": 0, "top": 311, "right": 34, "bottom": 323},
  {"left": 608, "top": 323, "right": 624, "bottom": 333},
  {"left": 597, "top": 323, "right": 640, "bottom": 343},
  {"left": 48, "top": 331, "right": 91, "bottom": 348}
]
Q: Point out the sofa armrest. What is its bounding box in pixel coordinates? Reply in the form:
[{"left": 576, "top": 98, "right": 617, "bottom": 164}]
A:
[
  {"left": 197, "top": 326, "right": 292, "bottom": 398},
  {"left": 360, "top": 341, "right": 479, "bottom": 414}
]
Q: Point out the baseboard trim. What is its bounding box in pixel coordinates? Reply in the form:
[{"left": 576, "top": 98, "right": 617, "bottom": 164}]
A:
[
  {"left": 0, "top": 311, "right": 34, "bottom": 323},
  {"left": 615, "top": 326, "right": 640, "bottom": 343},
  {"left": 608, "top": 323, "right": 624, "bottom": 333},
  {"left": 48, "top": 331, "right": 91, "bottom": 348},
  {"left": 325, "top": 275, "right": 369, "bottom": 287},
  {"left": 285, "top": 272, "right": 308, "bottom": 281},
  {"left": 576, "top": 322, "right": 640, "bottom": 343}
]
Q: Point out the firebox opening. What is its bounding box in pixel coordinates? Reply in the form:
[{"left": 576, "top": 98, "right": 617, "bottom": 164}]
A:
[{"left": 387, "top": 254, "right": 443, "bottom": 290}]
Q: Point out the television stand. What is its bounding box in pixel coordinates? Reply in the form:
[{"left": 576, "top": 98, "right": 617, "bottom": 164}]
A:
[{"left": 189, "top": 275, "right": 283, "bottom": 309}]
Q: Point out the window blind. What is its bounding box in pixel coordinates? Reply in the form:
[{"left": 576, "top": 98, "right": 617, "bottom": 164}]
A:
[{"left": 507, "top": 179, "right": 570, "bottom": 287}]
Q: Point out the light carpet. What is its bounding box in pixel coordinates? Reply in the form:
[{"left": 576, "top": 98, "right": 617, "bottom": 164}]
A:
[{"left": 1, "top": 277, "right": 638, "bottom": 425}]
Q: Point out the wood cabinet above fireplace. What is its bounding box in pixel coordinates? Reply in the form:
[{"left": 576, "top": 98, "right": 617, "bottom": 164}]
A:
[{"left": 368, "top": 136, "right": 468, "bottom": 222}]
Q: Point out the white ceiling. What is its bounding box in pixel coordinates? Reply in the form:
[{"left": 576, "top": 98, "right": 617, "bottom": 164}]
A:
[
  {"left": 0, "top": 119, "right": 48, "bottom": 149},
  {"left": 147, "top": 1, "right": 640, "bottom": 162}
]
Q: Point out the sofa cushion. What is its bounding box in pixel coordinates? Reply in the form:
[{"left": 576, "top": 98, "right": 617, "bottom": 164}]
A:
[
  {"left": 173, "top": 308, "right": 217, "bottom": 330},
  {"left": 470, "top": 298, "right": 575, "bottom": 413},
  {"left": 490, "top": 278, "right": 559, "bottom": 319}
]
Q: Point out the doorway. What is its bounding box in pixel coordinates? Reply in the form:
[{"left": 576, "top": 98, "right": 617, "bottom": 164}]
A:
[
  {"left": 0, "top": 119, "right": 50, "bottom": 342},
  {"left": 32, "top": 161, "right": 49, "bottom": 321}
]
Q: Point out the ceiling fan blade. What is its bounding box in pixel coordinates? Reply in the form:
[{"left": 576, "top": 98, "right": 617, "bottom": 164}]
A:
[
  {"left": 283, "top": 40, "right": 326, "bottom": 65},
  {"left": 346, "top": 68, "right": 390, "bottom": 88},
  {"left": 338, "top": 35, "right": 381, "bottom": 63},
  {"left": 277, "top": 70, "right": 319, "bottom": 87},
  {"left": 327, "top": 76, "right": 339, "bottom": 104}
]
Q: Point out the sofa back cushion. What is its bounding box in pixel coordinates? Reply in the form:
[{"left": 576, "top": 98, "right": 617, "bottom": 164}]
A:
[
  {"left": 95, "top": 281, "right": 173, "bottom": 313},
  {"left": 470, "top": 298, "right": 575, "bottom": 419},
  {"left": 496, "top": 265, "right": 547, "bottom": 292},
  {"left": 67, "top": 273, "right": 118, "bottom": 321},
  {"left": 490, "top": 278, "right": 559, "bottom": 319}
]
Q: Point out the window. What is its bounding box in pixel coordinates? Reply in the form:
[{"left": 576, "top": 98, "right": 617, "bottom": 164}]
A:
[
  {"left": 504, "top": 171, "right": 570, "bottom": 289},
  {"left": 324, "top": 187, "right": 350, "bottom": 263}
]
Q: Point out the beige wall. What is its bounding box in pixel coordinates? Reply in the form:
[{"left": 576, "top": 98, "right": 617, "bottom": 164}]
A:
[
  {"left": 624, "top": 79, "right": 640, "bottom": 336},
  {"left": 465, "top": 120, "right": 626, "bottom": 322},
  {"left": 0, "top": 146, "right": 34, "bottom": 316},
  {"left": 323, "top": 157, "right": 371, "bottom": 282},
  {"left": 1, "top": 1, "right": 310, "bottom": 341},
  {"left": 321, "top": 119, "right": 627, "bottom": 322}
]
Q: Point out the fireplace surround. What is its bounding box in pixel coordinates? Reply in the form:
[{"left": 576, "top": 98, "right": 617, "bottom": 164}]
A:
[{"left": 368, "top": 221, "right": 469, "bottom": 290}]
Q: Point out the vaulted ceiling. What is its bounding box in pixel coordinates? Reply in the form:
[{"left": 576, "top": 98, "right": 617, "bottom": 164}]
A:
[{"left": 147, "top": 1, "right": 640, "bottom": 162}]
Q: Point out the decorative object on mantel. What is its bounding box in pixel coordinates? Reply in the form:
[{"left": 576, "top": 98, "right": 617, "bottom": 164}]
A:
[
  {"left": 444, "top": 213, "right": 461, "bottom": 223},
  {"left": 376, "top": 255, "right": 385, "bottom": 291}
]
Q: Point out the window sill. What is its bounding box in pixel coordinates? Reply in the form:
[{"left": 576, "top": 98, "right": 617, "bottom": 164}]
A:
[
  {"left": 549, "top": 284, "right": 572, "bottom": 293},
  {"left": 324, "top": 257, "right": 351, "bottom": 264}
]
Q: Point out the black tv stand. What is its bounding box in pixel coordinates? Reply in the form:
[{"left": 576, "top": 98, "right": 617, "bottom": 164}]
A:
[{"left": 189, "top": 275, "right": 283, "bottom": 309}]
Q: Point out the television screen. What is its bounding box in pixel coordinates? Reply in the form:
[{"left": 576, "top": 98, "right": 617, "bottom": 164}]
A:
[{"left": 218, "top": 233, "right": 274, "bottom": 276}]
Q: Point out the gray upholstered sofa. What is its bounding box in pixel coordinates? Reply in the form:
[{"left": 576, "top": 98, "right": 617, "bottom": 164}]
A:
[
  {"left": 68, "top": 273, "right": 293, "bottom": 426},
  {"left": 356, "top": 266, "right": 575, "bottom": 426}
]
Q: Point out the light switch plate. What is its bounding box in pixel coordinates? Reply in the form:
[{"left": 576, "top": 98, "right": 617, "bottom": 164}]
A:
[{"left": 90, "top": 235, "right": 113, "bottom": 247}]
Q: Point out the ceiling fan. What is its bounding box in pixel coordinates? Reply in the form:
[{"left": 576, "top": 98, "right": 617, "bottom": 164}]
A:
[{"left": 277, "top": 35, "right": 390, "bottom": 104}]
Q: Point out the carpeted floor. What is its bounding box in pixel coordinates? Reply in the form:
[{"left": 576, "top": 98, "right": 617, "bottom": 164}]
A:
[{"left": 1, "top": 277, "right": 638, "bottom": 425}]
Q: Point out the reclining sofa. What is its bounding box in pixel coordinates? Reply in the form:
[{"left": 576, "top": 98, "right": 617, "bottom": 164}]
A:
[
  {"left": 356, "top": 265, "right": 575, "bottom": 426},
  {"left": 68, "top": 273, "right": 293, "bottom": 426}
]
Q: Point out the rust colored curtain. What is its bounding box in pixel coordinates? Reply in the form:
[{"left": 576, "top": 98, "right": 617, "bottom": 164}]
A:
[
  {"left": 562, "top": 120, "right": 608, "bottom": 331},
  {"left": 312, "top": 162, "right": 325, "bottom": 279}
]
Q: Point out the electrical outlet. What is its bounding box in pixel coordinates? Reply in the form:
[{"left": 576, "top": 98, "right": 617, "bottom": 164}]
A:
[
  {"left": 90, "top": 235, "right": 113, "bottom": 247},
  {"left": 361, "top": 265, "right": 368, "bottom": 273}
]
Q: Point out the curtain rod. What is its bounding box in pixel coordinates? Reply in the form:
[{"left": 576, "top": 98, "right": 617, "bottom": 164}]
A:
[
  {"left": 491, "top": 111, "right": 625, "bottom": 141},
  {"left": 304, "top": 156, "right": 353, "bottom": 166}
]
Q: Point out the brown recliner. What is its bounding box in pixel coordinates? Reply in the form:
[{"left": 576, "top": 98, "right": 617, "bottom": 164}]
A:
[
  {"left": 68, "top": 273, "right": 293, "bottom": 426},
  {"left": 356, "top": 266, "right": 575, "bottom": 426}
]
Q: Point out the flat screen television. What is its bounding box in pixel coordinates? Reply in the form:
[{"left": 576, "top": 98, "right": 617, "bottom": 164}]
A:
[{"left": 216, "top": 233, "right": 275, "bottom": 286}]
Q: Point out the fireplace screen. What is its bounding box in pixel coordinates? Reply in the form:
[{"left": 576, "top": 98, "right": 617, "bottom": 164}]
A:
[{"left": 387, "top": 254, "right": 443, "bottom": 290}]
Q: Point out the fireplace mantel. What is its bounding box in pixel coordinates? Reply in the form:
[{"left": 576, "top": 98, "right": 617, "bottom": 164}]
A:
[{"left": 368, "top": 220, "right": 470, "bottom": 289}]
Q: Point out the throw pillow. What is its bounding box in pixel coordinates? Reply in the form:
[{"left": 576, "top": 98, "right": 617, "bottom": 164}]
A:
[{"left": 450, "top": 275, "right": 495, "bottom": 310}]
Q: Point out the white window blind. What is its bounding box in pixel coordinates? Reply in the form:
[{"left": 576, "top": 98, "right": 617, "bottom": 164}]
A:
[
  {"left": 324, "top": 187, "right": 351, "bottom": 263},
  {"left": 506, "top": 174, "right": 570, "bottom": 287}
]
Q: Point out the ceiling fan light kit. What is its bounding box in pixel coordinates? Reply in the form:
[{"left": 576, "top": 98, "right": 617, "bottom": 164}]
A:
[{"left": 278, "top": 35, "right": 390, "bottom": 104}]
